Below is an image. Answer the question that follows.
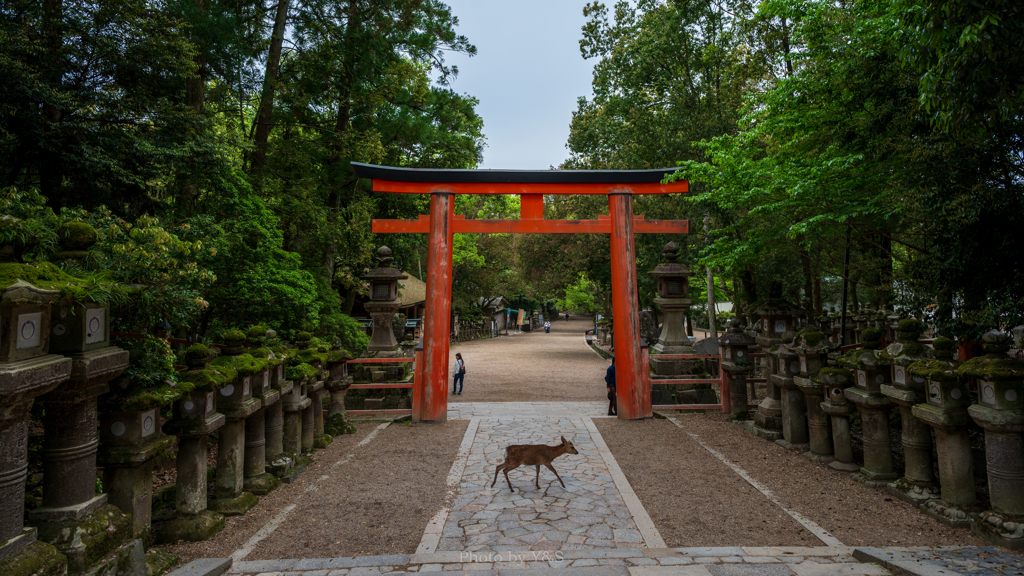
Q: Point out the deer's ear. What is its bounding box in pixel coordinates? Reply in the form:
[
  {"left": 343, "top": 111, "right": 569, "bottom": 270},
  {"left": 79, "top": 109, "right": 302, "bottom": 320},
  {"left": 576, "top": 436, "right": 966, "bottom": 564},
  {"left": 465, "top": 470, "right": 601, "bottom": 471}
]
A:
[{"left": 561, "top": 436, "right": 567, "bottom": 444}]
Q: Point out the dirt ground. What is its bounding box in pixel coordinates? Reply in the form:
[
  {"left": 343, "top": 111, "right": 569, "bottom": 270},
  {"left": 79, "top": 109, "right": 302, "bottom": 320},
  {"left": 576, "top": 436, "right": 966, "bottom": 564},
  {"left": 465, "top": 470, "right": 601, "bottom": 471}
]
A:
[
  {"left": 595, "top": 418, "right": 814, "bottom": 547},
  {"left": 448, "top": 314, "right": 609, "bottom": 403},
  {"left": 156, "top": 419, "right": 468, "bottom": 563},
  {"left": 654, "top": 412, "right": 983, "bottom": 548}
]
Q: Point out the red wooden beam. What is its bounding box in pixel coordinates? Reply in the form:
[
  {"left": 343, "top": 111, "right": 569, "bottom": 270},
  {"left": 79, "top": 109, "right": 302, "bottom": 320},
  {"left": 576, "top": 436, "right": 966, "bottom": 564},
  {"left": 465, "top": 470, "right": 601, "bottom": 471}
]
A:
[
  {"left": 347, "top": 358, "right": 415, "bottom": 364},
  {"left": 370, "top": 180, "right": 688, "bottom": 195},
  {"left": 521, "top": 194, "right": 544, "bottom": 219},
  {"left": 372, "top": 216, "right": 688, "bottom": 235}
]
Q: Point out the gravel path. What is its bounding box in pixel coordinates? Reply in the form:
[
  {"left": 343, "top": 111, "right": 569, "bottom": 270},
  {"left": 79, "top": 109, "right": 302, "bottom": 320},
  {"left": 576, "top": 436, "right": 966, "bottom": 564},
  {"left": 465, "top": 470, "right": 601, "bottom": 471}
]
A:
[
  {"left": 594, "top": 418, "right": 813, "bottom": 547},
  {"left": 663, "top": 412, "right": 983, "bottom": 548},
  {"left": 448, "top": 315, "right": 608, "bottom": 403},
  {"left": 156, "top": 419, "right": 468, "bottom": 563}
]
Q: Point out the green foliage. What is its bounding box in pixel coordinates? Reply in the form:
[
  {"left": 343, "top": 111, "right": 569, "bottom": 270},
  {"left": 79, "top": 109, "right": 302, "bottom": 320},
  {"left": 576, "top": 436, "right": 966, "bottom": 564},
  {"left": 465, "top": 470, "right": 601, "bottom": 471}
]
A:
[{"left": 557, "top": 274, "right": 599, "bottom": 316}]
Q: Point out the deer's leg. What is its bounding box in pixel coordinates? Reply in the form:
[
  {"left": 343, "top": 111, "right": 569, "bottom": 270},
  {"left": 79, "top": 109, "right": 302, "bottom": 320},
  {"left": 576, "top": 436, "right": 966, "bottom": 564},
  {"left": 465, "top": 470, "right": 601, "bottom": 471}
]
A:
[
  {"left": 503, "top": 464, "right": 518, "bottom": 491},
  {"left": 492, "top": 463, "right": 506, "bottom": 488},
  {"left": 544, "top": 463, "right": 566, "bottom": 488},
  {"left": 535, "top": 465, "right": 541, "bottom": 489}
]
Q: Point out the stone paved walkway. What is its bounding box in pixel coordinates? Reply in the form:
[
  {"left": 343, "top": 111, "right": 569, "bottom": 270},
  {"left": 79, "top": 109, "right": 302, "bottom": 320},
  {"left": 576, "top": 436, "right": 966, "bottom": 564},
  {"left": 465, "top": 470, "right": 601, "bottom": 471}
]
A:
[
  {"left": 433, "top": 416, "right": 647, "bottom": 554},
  {"left": 446, "top": 402, "right": 611, "bottom": 420}
]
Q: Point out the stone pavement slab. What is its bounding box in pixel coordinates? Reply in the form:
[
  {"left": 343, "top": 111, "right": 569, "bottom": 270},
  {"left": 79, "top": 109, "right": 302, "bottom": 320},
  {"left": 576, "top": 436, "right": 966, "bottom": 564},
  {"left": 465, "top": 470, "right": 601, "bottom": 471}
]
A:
[
  {"left": 447, "top": 402, "right": 612, "bottom": 420},
  {"left": 429, "top": 414, "right": 656, "bottom": 555}
]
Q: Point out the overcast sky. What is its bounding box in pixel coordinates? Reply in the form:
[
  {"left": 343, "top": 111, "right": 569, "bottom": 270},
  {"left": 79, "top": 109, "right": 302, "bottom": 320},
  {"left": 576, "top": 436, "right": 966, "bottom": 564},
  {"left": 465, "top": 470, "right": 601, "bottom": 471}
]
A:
[{"left": 436, "top": 1, "right": 597, "bottom": 169}]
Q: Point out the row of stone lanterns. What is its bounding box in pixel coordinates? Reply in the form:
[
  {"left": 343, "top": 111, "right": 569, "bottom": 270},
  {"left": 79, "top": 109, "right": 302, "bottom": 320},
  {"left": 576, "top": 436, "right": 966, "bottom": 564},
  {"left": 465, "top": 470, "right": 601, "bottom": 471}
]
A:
[
  {"left": 730, "top": 299, "right": 1024, "bottom": 549},
  {"left": 0, "top": 274, "right": 355, "bottom": 575}
]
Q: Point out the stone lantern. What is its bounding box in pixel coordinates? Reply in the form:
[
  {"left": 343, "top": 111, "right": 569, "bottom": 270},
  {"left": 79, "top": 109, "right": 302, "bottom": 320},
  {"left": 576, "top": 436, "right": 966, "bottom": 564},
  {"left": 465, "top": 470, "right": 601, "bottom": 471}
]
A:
[
  {"left": 719, "top": 318, "right": 755, "bottom": 421},
  {"left": 773, "top": 332, "right": 807, "bottom": 450},
  {"left": 792, "top": 331, "right": 834, "bottom": 461},
  {"left": 648, "top": 242, "right": 695, "bottom": 376},
  {"left": 839, "top": 328, "right": 897, "bottom": 487},
  {"left": 241, "top": 326, "right": 281, "bottom": 495},
  {"left": 206, "top": 331, "right": 261, "bottom": 516},
  {"left": 911, "top": 337, "right": 975, "bottom": 527},
  {"left": 880, "top": 319, "right": 939, "bottom": 505},
  {"left": 362, "top": 246, "right": 407, "bottom": 354},
  {"left": 818, "top": 368, "right": 857, "bottom": 471},
  {"left": 0, "top": 280, "right": 71, "bottom": 575},
  {"left": 262, "top": 329, "right": 294, "bottom": 478},
  {"left": 158, "top": 344, "right": 226, "bottom": 543},
  {"left": 960, "top": 330, "right": 1024, "bottom": 548},
  {"left": 748, "top": 299, "right": 801, "bottom": 441}
]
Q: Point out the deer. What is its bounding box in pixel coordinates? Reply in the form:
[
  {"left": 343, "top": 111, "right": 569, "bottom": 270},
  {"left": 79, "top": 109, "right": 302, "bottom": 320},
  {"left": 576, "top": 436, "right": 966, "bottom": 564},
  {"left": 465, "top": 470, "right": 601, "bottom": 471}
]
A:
[{"left": 491, "top": 436, "right": 579, "bottom": 492}]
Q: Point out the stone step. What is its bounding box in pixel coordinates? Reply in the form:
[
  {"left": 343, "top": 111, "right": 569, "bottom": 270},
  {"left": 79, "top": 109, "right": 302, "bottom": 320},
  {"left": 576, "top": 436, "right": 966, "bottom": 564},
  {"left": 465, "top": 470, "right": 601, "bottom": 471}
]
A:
[{"left": 224, "top": 546, "right": 909, "bottom": 576}]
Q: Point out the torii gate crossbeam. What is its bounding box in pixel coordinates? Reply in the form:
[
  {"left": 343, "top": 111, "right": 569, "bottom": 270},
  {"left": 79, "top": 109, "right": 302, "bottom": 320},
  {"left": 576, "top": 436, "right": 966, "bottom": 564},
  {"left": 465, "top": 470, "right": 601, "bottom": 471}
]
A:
[{"left": 352, "top": 162, "right": 689, "bottom": 422}]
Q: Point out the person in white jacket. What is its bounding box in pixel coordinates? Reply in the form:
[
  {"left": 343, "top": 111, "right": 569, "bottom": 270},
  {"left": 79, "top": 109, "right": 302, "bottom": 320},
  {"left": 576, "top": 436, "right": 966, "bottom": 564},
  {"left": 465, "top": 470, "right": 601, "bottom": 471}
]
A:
[{"left": 452, "top": 353, "right": 466, "bottom": 395}]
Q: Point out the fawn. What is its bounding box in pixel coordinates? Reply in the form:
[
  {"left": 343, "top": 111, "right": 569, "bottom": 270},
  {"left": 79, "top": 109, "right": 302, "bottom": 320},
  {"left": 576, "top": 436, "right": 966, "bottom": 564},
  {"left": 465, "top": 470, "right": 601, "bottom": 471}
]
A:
[{"left": 491, "top": 436, "right": 579, "bottom": 491}]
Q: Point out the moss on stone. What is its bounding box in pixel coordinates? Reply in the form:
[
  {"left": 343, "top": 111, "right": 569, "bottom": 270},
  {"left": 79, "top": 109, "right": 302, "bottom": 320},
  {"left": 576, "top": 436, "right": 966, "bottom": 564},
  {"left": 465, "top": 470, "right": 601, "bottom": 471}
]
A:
[
  {"left": 860, "top": 328, "right": 883, "bottom": 349},
  {"left": 0, "top": 540, "right": 67, "bottom": 576},
  {"left": 909, "top": 359, "right": 962, "bottom": 383},
  {"left": 958, "top": 356, "right": 1024, "bottom": 380},
  {"left": 290, "top": 348, "right": 327, "bottom": 367},
  {"left": 246, "top": 325, "right": 267, "bottom": 340},
  {"left": 800, "top": 331, "right": 825, "bottom": 347},
  {"left": 119, "top": 380, "right": 192, "bottom": 411},
  {"left": 145, "top": 548, "right": 179, "bottom": 576},
  {"left": 0, "top": 261, "right": 121, "bottom": 303},
  {"left": 286, "top": 362, "right": 317, "bottom": 380},
  {"left": 209, "top": 353, "right": 269, "bottom": 376},
  {"left": 178, "top": 365, "right": 236, "bottom": 390},
  {"left": 816, "top": 367, "right": 852, "bottom": 385},
  {"left": 898, "top": 319, "right": 924, "bottom": 334},
  {"left": 222, "top": 330, "right": 246, "bottom": 346},
  {"left": 327, "top": 349, "right": 352, "bottom": 363},
  {"left": 59, "top": 221, "right": 98, "bottom": 250},
  {"left": 184, "top": 344, "right": 210, "bottom": 368}
]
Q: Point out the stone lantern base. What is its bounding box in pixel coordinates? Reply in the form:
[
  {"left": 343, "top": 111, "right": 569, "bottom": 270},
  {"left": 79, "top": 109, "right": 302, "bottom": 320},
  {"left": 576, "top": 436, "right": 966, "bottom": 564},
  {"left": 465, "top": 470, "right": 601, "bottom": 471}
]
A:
[
  {"left": 0, "top": 538, "right": 67, "bottom": 576},
  {"left": 972, "top": 511, "right": 1024, "bottom": 550},
  {"left": 156, "top": 510, "right": 225, "bottom": 543}
]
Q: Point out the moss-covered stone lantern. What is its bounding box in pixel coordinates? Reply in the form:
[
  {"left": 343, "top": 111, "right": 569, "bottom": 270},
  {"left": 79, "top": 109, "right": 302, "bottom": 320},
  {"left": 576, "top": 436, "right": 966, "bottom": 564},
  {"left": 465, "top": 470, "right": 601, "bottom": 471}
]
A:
[
  {"left": 880, "top": 318, "right": 939, "bottom": 505},
  {"left": 719, "top": 318, "right": 755, "bottom": 421},
  {"left": 773, "top": 331, "right": 807, "bottom": 450},
  {"left": 648, "top": 242, "right": 696, "bottom": 376},
  {"left": 911, "top": 337, "right": 975, "bottom": 527},
  {"left": 0, "top": 279, "right": 70, "bottom": 574},
  {"left": 837, "top": 328, "right": 897, "bottom": 487},
  {"left": 157, "top": 344, "right": 228, "bottom": 543},
  {"left": 792, "top": 331, "right": 835, "bottom": 462},
  {"left": 749, "top": 298, "right": 801, "bottom": 441},
  {"left": 818, "top": 367, "right": 858, "bottom": 471},
  {"left": 959, "top": 330, "right": 1024, "bottom": 547}
]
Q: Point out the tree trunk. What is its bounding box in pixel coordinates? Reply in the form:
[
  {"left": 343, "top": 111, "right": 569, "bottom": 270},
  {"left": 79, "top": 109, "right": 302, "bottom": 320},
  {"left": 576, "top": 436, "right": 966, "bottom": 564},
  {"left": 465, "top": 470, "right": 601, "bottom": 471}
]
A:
[
  {"left": 251, "top": 0, "right": 292, "bottom": 169},
  {"left": 40, "top": 0, "right": 64, "bottom": 201}
]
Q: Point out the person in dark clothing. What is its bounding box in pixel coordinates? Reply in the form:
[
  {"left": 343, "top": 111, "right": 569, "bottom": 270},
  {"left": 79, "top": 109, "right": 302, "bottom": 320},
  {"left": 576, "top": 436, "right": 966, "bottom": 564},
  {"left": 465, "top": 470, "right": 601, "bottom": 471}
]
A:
[{"left": 605, "top": 358, "right": 617, "bottom": 416}]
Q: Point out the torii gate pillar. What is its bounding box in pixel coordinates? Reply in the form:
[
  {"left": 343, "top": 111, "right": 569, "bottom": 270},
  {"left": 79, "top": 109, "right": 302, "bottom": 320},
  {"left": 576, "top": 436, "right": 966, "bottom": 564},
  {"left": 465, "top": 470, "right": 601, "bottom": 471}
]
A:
[
  {"left": 609, "top": 191, "right": 652, "bottom": 419},
  {"left": 418, "top": 190, "right": 455, "bottom": 422}
]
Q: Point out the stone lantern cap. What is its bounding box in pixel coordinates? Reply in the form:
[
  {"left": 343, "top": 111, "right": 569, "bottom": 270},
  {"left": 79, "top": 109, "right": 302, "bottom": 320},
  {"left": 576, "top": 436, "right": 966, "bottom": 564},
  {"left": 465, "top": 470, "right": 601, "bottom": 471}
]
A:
[
  {"left": 959, "top": 331, "right": 1024, "bottom": 382},
  {"left": 362, "top": 246, "right": 406, "bottom": 279},
  {"left": 648, "top": 242, "right": 692, "bottom": 300},
  {"left": 648, "top": 242, "right": 692, "bottom": 279},
  {"left": 791, "top": 331, "right": 832, "bottom": 355},
  {"left": 719, "top": 318, "right": 754, "bottom": 347}
]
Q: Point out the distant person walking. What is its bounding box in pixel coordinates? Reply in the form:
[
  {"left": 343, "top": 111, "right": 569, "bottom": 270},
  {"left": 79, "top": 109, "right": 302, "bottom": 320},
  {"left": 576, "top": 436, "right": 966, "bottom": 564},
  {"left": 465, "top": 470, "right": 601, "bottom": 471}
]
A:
[
  {"left": 605, "top": 358, "right": 617, "bottom": 416},
  {"left": 453, "top": 353, "right": 466, "bottom": 395}
]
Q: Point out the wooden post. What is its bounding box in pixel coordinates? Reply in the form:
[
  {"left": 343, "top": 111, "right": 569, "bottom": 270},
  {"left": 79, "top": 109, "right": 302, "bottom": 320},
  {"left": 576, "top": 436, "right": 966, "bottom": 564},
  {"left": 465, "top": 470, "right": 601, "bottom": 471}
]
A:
[
  {"left": 640, "top": 341, "right": 652, "bottom": 417},
  {"left": 419, "top": 190, "right": 454, "bottom": 422},
  {"left": 720, "top": 364, "right": 732, "bottom": 415},
  {"left": 609, "top": 190, "right": 647, "bottom": 419},
  {"left": 411, "top": 342, "right": 423, "bottom": 421}
]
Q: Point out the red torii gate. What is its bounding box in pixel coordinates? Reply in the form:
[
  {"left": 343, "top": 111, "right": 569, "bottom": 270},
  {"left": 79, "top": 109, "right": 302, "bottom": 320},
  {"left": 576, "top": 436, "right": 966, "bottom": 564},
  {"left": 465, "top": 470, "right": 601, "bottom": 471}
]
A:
[{"left": 352, "top": 162, "right": 689, "bottom": 421}]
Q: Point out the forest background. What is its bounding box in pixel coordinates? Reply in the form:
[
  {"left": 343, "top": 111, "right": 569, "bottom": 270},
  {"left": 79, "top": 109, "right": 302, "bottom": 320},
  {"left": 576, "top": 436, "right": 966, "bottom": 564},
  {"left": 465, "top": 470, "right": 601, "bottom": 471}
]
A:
[{"left": 2, "top": 0, "right": 1022, "bottom": 359}]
